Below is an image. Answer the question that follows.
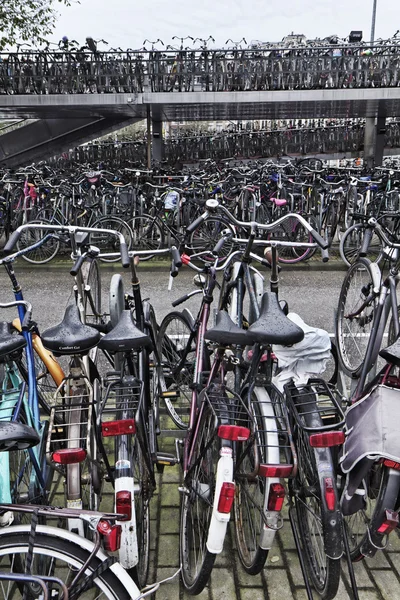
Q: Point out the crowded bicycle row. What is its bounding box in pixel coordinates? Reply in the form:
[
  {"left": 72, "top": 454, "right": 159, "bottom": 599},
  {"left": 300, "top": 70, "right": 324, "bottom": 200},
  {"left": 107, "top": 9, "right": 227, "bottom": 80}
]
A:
[
  {"left": 1, "top": 157, "right": 400, "bottom": 269},
  {"left": 0, "top": 199, "right": 400, "bottom": 598},
  {"left": 2, "top": 31, "right": 400, "bottom": 94}
]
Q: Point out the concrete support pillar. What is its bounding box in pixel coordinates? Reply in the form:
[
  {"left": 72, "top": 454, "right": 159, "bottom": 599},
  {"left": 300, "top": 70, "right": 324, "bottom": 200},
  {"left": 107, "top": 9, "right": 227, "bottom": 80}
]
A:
[
  {"left": 152, "top": 119, "right": 164, "bottom": 163},
  {"left": 375, "top": 115, "right": 386, "bottom": 167},
  {"left": 364, "top": 117, "right": 376, "bottom": 168}
]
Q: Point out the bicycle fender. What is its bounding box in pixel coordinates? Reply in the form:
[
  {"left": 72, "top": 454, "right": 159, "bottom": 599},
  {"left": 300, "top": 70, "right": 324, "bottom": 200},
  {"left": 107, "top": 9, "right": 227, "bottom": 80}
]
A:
[
  {"left": 316, "top": 447, "right": 343, "bottom": 560},
  {"left": 206, "top": 450, "right": 233, "bottom": 554}
]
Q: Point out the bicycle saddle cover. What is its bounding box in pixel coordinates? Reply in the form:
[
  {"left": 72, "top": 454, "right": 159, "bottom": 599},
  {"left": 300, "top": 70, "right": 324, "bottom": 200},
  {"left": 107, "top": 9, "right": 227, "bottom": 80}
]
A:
[
  {"left": 205, "top": 310, "right": 249, "bottom": 346},
  {"left": 98, "top": 310, "right": 152, "bottom": 352},
  {"left": 247, "top": 292, "right": 304, "bottom": 345},
  {"left": 379, "top": 338, "right": 400, "bottom": 367},
  {"left": 41, "top": 303, "right": 101, "bottom": 355},
  {"left": 0, "top": 422, "right": 39, "bottom": 451},
  {"left": 0, "top": 322, "right": 26, "bottom": 359}
]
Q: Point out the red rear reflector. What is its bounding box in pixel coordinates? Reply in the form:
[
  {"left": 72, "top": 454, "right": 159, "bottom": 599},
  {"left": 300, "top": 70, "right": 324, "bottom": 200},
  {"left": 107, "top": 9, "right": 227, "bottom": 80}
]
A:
[
  {"left": 102, "top": 419, "right": 136, "bottom": 437},
  {"left": 217, "top": 482, "right": 235, "bottom": 513},
  {"left": 181, "top": 254, "right": 191, "bottom": 265},
  {"left": 97, "top": 520, "right": 122, "bottom": 552},
  {"left": 324, "top": 477, "right": 336, "bottom": 511},
  {"left": 267, "top": 483, "right": 285, "bottom": 511},
  {"left": 116, "top": 491, "right": 132, "bottom": 521},
  {"left": 259, "top": 464, "right": 293, "bottom": 478},
  {"left": 52, "top": 448, "right": 87, "bottom": 465},
  {"left": 377, "top": 510, "right": 399, "bottom": 534},
  {"left": 217, "top": 425, "right": 250, "bottom": 441},
  {"left": 383, "top": 459, "right": 400, "bottom": 471},
  {"left": 309, "top": 431, "right": 345, "bottom": 448}
]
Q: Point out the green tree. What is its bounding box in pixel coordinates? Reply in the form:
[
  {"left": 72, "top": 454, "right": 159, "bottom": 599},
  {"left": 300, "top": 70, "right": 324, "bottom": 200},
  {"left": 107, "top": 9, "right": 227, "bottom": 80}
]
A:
[{"left": 0, "top": 0, "right": 72, "bottom": 51}]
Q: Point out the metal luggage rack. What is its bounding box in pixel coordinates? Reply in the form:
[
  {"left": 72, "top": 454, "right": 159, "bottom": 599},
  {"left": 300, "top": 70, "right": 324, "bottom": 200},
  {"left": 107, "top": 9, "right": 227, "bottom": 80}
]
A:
[
  {"left": 46, "top": 392, "right": 93, "bottom": 471},
  {"left": 284, "top": 378, "right": 346, "bottom": 432},
  {"left": 99, "top": 373, "right": 143, "bottom": 428},
  {"left": 203, "top": 382, "right": 254, "bottom": 431}
]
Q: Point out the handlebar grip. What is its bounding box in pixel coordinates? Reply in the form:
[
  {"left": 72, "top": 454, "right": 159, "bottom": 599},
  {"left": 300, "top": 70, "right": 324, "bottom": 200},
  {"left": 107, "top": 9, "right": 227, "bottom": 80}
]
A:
[
  {"left": 172, "top": 293, "right": 190, "bottom": 307},
  {"left": 171, "top": 246, "right": 182, "bottom": 268},
  {"left": 359, "top": 228, "right": 373, "bottom": 257},
  {"left": 70, "top": 254, "right": 86, "bottom": 277},
  {"left": 21, "top": 308, "right": 32, "bottom": 331},
  {"left": 3, "top": 230, "right": 22, "bottom": 254},
  {"left": 309, "top": 228, "right": 329, "bottom": 250},
  {"left": 120, "top": 242, "right": 130, "bottom": 268},
  {"left": 212, "top": 237, "right": 226, "bottom": 256},
  {"left": 321, "top": 248, "right": 329, "bottom": 263},
  {"left": 186, "top": 213, "right": 207, "bottom": 235},
  {"left": 170, "top": 259, "right": 179, "bottom": 278}
]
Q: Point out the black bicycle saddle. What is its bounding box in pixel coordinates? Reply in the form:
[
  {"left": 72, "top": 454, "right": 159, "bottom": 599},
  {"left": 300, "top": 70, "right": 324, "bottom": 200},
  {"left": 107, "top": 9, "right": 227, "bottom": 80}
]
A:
[
  {"left": 98, "top": 310, "right": 152, "bottom": 352},
  {"left": 205, "top": 310, "right": 249, "bottom": 346},
  {"left": 0, "top": 422, "right": 39, "bottom": 451},
  {"left": 0, "top": 322, "right": 26, "bottom": 359},
  {"left": 41, "top": 303, "right": 101, "bottom": 355},
  {"left": 379, "top": 337, "right": 400, "bottom": 367},
  {"left": 247, "top": 291, "right": 304, "bottom": 346}
]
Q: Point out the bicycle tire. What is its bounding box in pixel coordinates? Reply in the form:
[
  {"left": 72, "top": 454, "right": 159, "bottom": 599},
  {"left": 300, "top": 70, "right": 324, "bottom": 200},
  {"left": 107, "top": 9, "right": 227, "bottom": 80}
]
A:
[
  {"left": 336, "top": 258, "right": 379, "bottom": 377},
  {"left": 17, "top": 219, "right": 60, "bottom": 264},
  {"left": 339, "top": 223, "right": 383, "bottom": 268},
  {"left": 82, "top": 260, "right": 102, "bottom": 325},
  {"left": 234, "top": 393, "right": 269, "bottom": 574},
  {"left": 129, "top": 436, "right": 151, "bottom": 589},
  {"left": 344, "top": 464, "right": 400, "bottom": 561},
  {"left": 158, "top": 311, "right": 209, "bottom": 430},
  {"left": 90, "top": 216, "right": 133, "bottom": 263},
  {"left": 130, "top": 214, "right": 164, "bottom": 259},
  {"left": 187, "top": 217, "right": 235, "bottom": 263},
  {"left": 268, "top": 217, "right": 312, "bottom": 264},
  {"left": 180, "top": 403, "right": 218, "bottom": 594},
  {"left": 0, "top": 527, "right": 133, "bottom": 599},
  {"left": 291, "top": 395, "right": 341, "bottom": 600}
]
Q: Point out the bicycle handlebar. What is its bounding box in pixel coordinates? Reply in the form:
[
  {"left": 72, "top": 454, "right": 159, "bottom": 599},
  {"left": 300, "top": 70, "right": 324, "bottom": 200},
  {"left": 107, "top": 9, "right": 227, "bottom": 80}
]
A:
[{"left": 0, "top": 300, "right": 32, "bottom": 330}]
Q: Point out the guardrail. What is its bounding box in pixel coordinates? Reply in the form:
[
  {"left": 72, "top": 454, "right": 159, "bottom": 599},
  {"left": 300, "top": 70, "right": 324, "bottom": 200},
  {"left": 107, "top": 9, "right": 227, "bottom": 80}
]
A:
[
  {"left": 51, "top": 122, "right": 400, "bottom": 167},
  {"left": 1, "top": 45, "right": 400, "bottom": 94}
]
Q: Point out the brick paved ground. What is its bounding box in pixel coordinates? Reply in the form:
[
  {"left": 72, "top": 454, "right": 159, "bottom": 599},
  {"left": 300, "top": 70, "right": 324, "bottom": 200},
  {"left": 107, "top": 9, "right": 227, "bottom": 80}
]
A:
[{"left": 148, "top": 463, "right": 400, "bottom": 600}]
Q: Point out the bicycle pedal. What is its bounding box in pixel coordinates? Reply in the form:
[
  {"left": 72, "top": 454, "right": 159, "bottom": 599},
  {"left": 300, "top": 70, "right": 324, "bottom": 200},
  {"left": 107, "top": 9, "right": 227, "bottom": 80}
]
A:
[{"left": 155, "top": 452, "right": 179, "bottom": 466}]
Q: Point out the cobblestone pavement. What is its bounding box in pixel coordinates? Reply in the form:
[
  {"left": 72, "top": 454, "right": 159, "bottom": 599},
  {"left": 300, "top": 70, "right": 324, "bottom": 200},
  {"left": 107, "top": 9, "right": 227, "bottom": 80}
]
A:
[{"left": 147, "top": 462, "right": 400, "bottom": 600}]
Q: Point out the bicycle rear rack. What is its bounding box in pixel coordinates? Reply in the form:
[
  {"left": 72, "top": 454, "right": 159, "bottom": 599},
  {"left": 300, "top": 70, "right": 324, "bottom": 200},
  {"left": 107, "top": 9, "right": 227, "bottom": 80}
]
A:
[{"left": 285, "top": 378, "right": 346, "bottom": 432}]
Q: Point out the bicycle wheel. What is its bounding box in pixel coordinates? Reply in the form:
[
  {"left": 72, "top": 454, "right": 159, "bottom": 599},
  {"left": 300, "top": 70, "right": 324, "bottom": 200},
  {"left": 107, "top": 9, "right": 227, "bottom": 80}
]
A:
[
  {"left": 234, "top": 395, "right": 269, "bottom": 574},
  {"left": 180, "top": 404, "right": 218, "bottom": 595},
  {"left": 130, "top": 214, "right": 164, "bottom": 259},
  {"left": 91, "top": 216, "right": 133, "bottom": 263},
  {"left": 336, "top": 258, "right": 379, "bottom": 376},
  {"left": 0, "top": 528, "right": 132, "bottom": 599},
  {"left": 293, "top": 428, "right": 341, "bottom": 599},
  {"left": 344, "top": 464, "right": 400, "bottom": 561},
  {"left": 340, "top": 223, "right": 383, "bottom": 268},
  {"left": 129, "top": 436, "right": 151, "bottom": 589},
  {"left": 158, "top": 311, "right": 208, "bottom": 429},
  {"left": 187, "top": 217, "right": 235, "bottom": 263},
  {"left": 268, "top": 217, "right": 312, "bottom": 264},
  {"left": 17, "top": 220, "right": 60, "bottom": 264},
  {"left": 82, "top": 260, "right": 102, "bottom": 325}
]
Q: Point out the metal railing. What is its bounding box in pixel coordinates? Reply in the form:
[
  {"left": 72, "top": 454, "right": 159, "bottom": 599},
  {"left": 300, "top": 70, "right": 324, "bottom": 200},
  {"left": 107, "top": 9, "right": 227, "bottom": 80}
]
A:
[
  {"left": 1, "top": 44, "right": 400, "bottom": 94},
  {"left": 52, "top": 121, "right": 400, "bottom": 167}
]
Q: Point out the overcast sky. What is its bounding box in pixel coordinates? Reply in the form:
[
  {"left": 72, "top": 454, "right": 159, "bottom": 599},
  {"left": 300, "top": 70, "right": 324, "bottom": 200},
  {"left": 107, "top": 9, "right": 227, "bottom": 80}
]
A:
[{"left": 51, "top": 0, "right": 398, "bottom": 50}]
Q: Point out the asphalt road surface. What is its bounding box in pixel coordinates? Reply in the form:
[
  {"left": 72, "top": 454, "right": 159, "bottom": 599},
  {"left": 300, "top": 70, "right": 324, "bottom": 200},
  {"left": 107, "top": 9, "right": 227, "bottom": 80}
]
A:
[{"left": 0, "top": 260, "right": 348, "bottom": 335}]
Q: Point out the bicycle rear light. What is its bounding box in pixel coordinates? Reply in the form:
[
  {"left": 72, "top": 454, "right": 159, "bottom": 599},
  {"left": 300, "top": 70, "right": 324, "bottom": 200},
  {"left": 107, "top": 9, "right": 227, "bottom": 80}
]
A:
[
  {"left": 217, "top": 425, "right": 250, "bottom": 441},
  {"left": 217, "top": 482, "right": 235, "bottom": 513},
  {"left": 97, "top": 520, "right": 122, "bottom": 552},
  {"left": 267, "top": 483, "right": 285, "bottom": 511},
  {"left": 377, "top": 509, "right": 399, "bottom": 535},
  {"left": 383, "top": 459, "right": 400, "bottom": 471},
  {"left": 309, "top": 431, "right": 345, "bottom": 448},
  {"left": 324, "top": 477, "right": 336, "bottom": 511},
  {"left": 259, "top": 464, "right": 293, "bottom": 478},
  {"left": 116, "top": 491, "right": 132, "bottom": 521},
  {"left": 52, "top": 448, "right": 87, "bottom": 465},
  {"left": 102, "top": 419, "right": 136, "bottom": 437}
]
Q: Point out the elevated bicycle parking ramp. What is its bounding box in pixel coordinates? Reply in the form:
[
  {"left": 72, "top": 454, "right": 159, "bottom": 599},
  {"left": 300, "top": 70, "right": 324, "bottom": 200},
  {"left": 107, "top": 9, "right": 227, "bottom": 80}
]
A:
[{"left": 1, "top": 43, "right": 400, "bottom": 166}]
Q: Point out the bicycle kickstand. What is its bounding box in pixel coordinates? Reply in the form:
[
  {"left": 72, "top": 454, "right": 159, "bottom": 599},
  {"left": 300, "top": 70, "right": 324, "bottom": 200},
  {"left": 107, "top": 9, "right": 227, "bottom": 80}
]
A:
[{"left": 342, "top": 520, "right": 360, "bottom": 600}]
